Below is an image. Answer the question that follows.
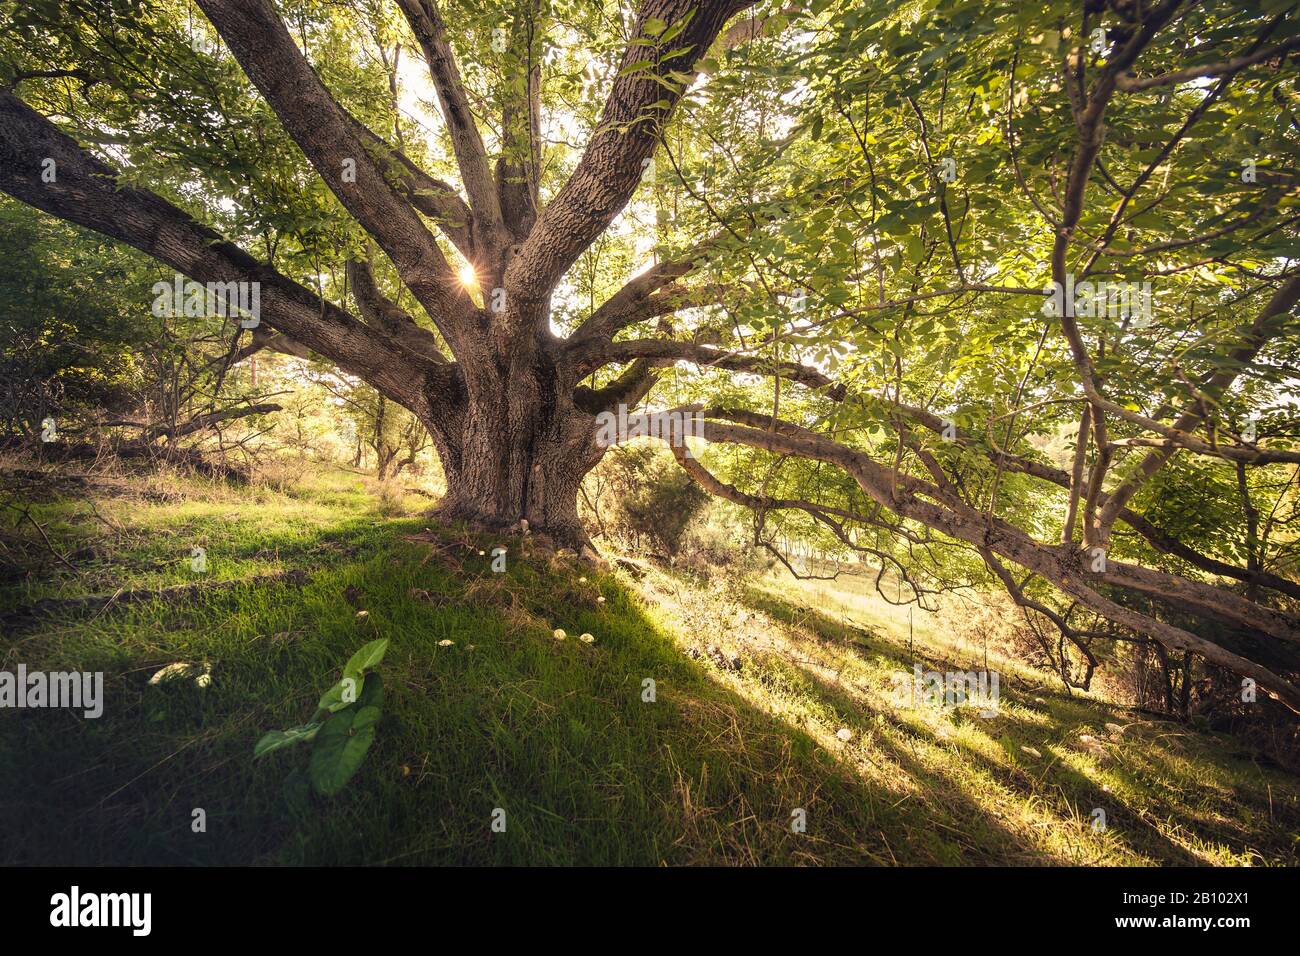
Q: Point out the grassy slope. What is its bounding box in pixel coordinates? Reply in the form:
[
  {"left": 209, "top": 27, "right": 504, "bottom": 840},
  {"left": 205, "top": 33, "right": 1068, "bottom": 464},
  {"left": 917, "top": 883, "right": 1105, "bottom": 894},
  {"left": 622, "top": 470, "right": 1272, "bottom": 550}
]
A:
[{"left": 0, "top": 466, "right": 1296, "bottom": 865}]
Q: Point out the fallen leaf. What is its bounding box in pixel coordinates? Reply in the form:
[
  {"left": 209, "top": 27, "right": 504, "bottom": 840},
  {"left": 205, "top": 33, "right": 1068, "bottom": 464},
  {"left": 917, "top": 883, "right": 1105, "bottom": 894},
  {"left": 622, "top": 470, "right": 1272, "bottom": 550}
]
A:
[{"left": 149, "top": 662, "right": 196, "bottom": 685}]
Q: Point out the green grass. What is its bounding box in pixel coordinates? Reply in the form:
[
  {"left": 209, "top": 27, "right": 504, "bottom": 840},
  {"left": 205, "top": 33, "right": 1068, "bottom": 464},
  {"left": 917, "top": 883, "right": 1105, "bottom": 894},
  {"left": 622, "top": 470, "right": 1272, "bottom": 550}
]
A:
[{"left": 1, "top": 464, "right": 1297, "bottom": 865}]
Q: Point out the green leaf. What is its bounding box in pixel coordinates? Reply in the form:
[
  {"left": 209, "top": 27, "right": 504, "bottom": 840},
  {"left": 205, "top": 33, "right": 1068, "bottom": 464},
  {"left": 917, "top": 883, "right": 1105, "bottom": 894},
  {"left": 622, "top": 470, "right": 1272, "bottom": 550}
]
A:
[
  {"left": 254, "top": 721, "right": 321, "bottom": 757},
  {"left": 357, "top": 672, "right": 385, "bottom": 710},
  {"left": 661, "top": 21, "right": 687, "bottom": 44},
  {"left": 318, "top": 676, "right": 361, "bottom": 713},
  {"left": 309, "top": 706, "right": 381, "bottom": 796},
  {"left": 343, "top": 638, "right": 389, "bottom": 683}
]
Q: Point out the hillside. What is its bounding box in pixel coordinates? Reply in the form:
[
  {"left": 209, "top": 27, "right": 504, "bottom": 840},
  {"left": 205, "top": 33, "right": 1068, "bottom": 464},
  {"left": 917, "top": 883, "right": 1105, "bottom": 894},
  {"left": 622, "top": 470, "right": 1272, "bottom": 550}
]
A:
[{"left": 1, "top": 465, "right": 1296, "bottom": 865}]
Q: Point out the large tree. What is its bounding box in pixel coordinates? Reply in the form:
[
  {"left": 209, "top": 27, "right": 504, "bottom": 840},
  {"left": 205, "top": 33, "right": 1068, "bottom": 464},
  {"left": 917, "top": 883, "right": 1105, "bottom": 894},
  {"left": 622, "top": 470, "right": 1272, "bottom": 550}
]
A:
[{"left": 1, "top": 0, "right": 1299, "bottom": 710}]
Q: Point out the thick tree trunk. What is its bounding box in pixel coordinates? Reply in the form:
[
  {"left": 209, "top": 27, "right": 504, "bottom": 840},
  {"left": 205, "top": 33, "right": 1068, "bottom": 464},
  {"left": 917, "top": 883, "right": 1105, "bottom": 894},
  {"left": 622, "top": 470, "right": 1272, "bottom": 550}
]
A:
[
  {"left": 437, "top": 435, "right": 591, "bottom": 548},
  {"left": 428, "top": 343, "right": 602, "bottom": 550}
]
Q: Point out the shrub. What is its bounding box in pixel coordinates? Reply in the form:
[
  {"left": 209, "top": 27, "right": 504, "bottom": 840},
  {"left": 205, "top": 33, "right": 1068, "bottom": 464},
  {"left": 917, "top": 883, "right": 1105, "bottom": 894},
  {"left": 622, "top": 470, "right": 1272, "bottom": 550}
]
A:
[{"left": 582, "top": 444, "right": 708, "bottom": 556}]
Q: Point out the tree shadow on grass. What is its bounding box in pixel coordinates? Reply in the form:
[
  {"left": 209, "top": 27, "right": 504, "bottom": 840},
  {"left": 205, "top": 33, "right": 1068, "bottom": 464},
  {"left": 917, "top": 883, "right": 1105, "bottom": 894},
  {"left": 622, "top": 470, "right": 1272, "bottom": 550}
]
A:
[
  {"left": 728, "top": 584, "right": 1300, "bottom": 865},
  {"left": 2, "top": 525, "right": 1294, "bottom": 865}
]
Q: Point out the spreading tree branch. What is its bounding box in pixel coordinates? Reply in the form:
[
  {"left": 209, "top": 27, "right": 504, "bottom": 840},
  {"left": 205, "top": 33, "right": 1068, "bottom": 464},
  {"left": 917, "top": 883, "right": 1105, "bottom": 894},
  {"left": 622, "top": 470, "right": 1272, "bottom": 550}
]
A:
[{"left": 195, "top": 0, "right": 476, "bottom": 352}]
